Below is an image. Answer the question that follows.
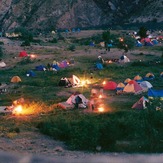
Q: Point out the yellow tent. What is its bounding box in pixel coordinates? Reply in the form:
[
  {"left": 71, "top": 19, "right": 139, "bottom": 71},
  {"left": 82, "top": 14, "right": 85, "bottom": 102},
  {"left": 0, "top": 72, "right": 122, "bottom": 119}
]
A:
[
  {"left": 134, "top": 75, "right": 142, "bottom": 81},
  {"left": 124, "top": 78, "right": 131, "bottom": 84},
  {"left": 145, "top": 73, "right": 154, "bottom": 77},
  {"left": 11, "top": 76, "right": 22, "bottom": 83}
]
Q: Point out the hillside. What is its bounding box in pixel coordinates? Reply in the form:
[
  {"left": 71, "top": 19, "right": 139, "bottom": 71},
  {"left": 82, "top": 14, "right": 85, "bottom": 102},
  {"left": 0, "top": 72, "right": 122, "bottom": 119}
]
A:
[{"left": 0, "top": 0, "right": 163, "bottom": 32}]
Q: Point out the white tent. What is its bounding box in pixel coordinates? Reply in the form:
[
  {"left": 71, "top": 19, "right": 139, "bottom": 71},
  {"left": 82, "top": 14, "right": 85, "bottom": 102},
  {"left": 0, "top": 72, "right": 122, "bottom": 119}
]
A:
[
  {"left": 119, "top": 55, "right": 130, "bottom": 63},
  {"left": 139, "top": 81, "right": 153, "bottom": 92},
  {"left": 0, "top": 61, "right": 6, "bottom": 68}
]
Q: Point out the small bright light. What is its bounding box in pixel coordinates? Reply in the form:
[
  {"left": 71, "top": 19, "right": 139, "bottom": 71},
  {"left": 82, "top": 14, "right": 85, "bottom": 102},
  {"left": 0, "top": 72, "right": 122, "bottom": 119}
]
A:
[
  {"left": 13, "top": 105, "right": 23, "bottom": 114},
  {"left": 99, "top": 95, "right": 102, "bottom": 98},
  {"left": 102, "top": 81, "right": 106, "bottom": 85},
  {"left": 30, "top": 54, "right": 36, "bottom": 58},
  {"left": 98, "top": 107, "right": 104, "bottom": 112},
  {"left": 81, "top": 80, "right": 86, "bottom": 86}
]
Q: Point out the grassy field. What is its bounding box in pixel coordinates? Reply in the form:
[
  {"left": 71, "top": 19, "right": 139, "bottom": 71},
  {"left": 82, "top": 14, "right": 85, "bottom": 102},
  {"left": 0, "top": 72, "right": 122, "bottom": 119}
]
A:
[{"left": 0, "top": 30, "right": 163, "bottom": 153}]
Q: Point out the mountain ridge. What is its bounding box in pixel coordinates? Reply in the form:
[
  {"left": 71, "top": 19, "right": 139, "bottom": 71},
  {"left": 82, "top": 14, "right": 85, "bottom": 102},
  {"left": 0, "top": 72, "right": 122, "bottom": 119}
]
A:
[{"left": 0, "top": 0, "right": 163, "bottom": 32}]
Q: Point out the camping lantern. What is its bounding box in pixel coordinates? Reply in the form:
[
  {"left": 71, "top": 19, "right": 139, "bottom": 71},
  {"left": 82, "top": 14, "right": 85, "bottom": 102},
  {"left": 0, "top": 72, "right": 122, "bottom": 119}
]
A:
[{"left": 102, "top": 81, "right": 106, "bottom": 85}]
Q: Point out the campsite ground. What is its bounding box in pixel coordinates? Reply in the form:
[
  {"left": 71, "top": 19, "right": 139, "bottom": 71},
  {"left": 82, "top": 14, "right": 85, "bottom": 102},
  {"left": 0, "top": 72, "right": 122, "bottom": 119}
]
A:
[{"left": 0, "top": 30, "right": 163, "bottom": 162}]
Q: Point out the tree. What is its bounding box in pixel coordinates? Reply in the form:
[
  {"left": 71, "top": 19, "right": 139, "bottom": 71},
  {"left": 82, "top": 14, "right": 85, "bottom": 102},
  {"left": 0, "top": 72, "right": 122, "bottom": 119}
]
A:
[
  {"left": 102, "top": 30, "right": 111, "bottom": 51},
  {"left": 138, "top": 26, "right": 147, "bottom": 38}
]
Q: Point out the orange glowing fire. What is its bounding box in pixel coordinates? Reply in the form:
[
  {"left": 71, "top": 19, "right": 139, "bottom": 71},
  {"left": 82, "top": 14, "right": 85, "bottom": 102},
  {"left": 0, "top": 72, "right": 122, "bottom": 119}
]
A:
[
  {"left": 98, "top": 107, "right": 104, "bottom": 112},
  {"left": 13, "top": 105, "right": 23, "bottom": 115}
]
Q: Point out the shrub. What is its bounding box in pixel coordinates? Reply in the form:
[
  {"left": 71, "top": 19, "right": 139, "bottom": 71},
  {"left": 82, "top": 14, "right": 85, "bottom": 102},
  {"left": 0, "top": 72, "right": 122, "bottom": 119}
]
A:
[
  {"left": 68, "top": 44, "right": 76, "bottom": 51},
  {"left": 21, "top": 40, "right": 31, "bottom": 46}
]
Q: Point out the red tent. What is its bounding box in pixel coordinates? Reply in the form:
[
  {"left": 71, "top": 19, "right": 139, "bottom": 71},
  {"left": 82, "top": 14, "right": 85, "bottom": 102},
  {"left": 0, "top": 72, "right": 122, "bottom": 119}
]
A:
[
  {"left": 19, "top": 51, "right": 28, "bottom": 57},
  {"left": 103, "top": 81, "right": 117, "bottom": 90}
]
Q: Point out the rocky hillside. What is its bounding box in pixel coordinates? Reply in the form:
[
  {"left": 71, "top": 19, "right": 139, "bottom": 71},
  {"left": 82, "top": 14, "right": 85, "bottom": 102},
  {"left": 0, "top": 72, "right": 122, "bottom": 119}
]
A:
[{"left": 0, "top": 0, "right": 163, "bottom": 32}]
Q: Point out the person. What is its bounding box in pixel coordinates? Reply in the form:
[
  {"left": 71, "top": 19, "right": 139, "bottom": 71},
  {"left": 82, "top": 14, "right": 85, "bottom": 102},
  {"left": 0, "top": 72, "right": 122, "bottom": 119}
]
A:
[
  {"left": 124, "top": 44, "right": 128, "bottom": 53},
  {"left": 97, "top": 56, "right": 104, "bottom": 64}
]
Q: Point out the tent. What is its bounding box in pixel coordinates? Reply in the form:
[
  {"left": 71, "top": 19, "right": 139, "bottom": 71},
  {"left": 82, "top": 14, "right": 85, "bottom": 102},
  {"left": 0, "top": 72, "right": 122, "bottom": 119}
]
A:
[
  {"left": 145, "top": 42, "right": 153, "bottom": 46},
  {"left": 152, "top": 39, "right": 158, "bottom": 45},
  {"left": 11, "top": 76, "right": 22, "bottom": 83},
  {"left": 148, "top": 89, "right": 163, "bottom": 100},
  {"left": 96, "top": 63, "right": 103, "bottom": 70},
  {"left": 119, "top": 55, "right": 130, "bottom": 63},
  {"left": 124, "top": 78, "right": 131, "bottom": 84},
  {"left": 103, "top": 81, "right": 117, "bottom": 90},
  {"left": 19, "top": 51, "right": 28, "bottom": 57},
  {"left": 0, "top": 61, "right": 6, "bottom": 68},
  {"left": 58, "top": 77, "right": 72, "bottom": 87},
  {"left": 160, "top": 72, "right": 163, "bottom": 78},
  {"left": 26, "top": 70, "right": 36, "bottom": 77},
  {"left": 59, "top": 60, "right": 68, "bottom": 68},
  {"left": 35, "top": 65, "right": 46, "bottom": 71},
  {"left": 116, "top": 82, "right": 125, "bottom": 90},
  {"left": 123, "top": 80, "right": 143, "bottom": 94},
  {"left": 144, "top": 73, "right": 155, "bottom": 80},
  {"left": 132, "top": 96, "right": 149, "bottom": 109},
  {"left": 52, "top": 64, "right": 60, "bottom": 71},
  {"left": 139, "top": 81, "right": 153, "bottom": 92},
  {"left": 58, "top": 93, "right": 89, "bottom": 109},
  {"left": 136, "top": 41, "right": 143, "bottom": 47},
  {"left": 134, "top": 75, "right": 143, "bottom": 83}
]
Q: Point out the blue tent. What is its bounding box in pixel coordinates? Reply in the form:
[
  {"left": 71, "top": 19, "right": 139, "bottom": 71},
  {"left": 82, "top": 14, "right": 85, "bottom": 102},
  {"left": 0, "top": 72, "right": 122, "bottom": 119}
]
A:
[
  {"left": 35, "top": 65, "right": 46, "bottom": 71},
  {"left": 136, "top": 41, "right": 143, "bottom": 47},
  {"left": 96, "top": 63, "right": 103, "bottom": 70},
  {"left": 52, "top": 64, "right": 60, "bottom": 71},
  {"left": 152, "top": 39, "right": 158, "bottom": 45},
  {"left": 26, "top": 70, "right": 36, "bottom": 77},
  {"left": 89, "top": 42, "right": 95, "bottom": 47},
  {"left": 148, "top": 89, "right": 163, "bottom": 98}
]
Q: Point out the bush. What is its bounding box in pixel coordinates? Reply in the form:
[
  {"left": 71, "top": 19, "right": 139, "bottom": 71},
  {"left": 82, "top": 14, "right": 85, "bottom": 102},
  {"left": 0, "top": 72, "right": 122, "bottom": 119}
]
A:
[
  {"left": 50, "top": 38, "right": 58, "bottom": 43},
  {"left": 21, "top": 40, "right": 31, "bottom": 46},
  {"left": 68, "top": 44, "right": 76, "bottom": 51}
]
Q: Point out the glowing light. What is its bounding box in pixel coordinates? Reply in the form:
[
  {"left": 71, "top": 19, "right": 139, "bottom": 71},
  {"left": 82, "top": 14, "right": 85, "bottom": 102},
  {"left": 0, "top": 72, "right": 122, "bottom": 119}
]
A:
[
  {"left": 30, "top": 54, "right": 36, "bottom": 58},
  {"left": 98, "top": 107, "right": 104, "bottom": 112},
  {"left": 99, "top": 95, "right": 102, "bottom": 98},
  {"left": 13, "top": 105, "right": 23, "bottom": 115},
  {"left": 119, "top": 38, "right": 124, "bottom": 42},
  {"left": 102, "top": 81, "right": 106, "bottom": 85}
]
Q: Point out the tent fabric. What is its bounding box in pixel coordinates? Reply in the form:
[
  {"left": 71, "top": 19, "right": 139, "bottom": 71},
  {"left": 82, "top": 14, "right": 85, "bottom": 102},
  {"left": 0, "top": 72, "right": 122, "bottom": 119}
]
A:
[
  {"left": 139, "top": 81, "right": 153, "bottom": 92},
  {"left": 134, "top": 75, "right": 143, "bottom": 83},
  {"left": 144, "top": 73, "right": 155, "bottom": 80},
  {"left": 132, "top": 96, "right": 149, "bottom": 109},
  {"left": 26, "top": 70, "right": 36, "bottom": 77},
  {"left": 103, "top": 81, "right": 117, "bottom": 90},
  {"left": 58, "top": 93, "right": 89, "bottom": 109},
  {"left": 35, "top": 65, "right": 46, "bottom": 71},
  {"left": 152, "top": 39, "right": 158, "bottom": 45},
  {"left": 59, "top": 61, "right": 68, "bottom": 68},
  {"left": 11, "top": 76, "right": 22, "bottom": 83},
  {"left": 123, "top": 80, "right": 143, "bottom": 94},
  {"left": 0, "top": 62, "right": 6, "bottom": 68},
  {"left": 72, "top": 75, "right": 80, "bottom": 86},
  {"left": 119, "top": 55, "right": 130, "bottom": 63},
  {"left": 19, "top": 51, "right": 28, "bottom": 57},
  {"left": 96, "top": 63, "right": 103, "bottom": 70},
  {"left": 160, "top": 72, "right": 163, "bottom": 78},
  {"left": 52, "top": 64, "right": 60, "bottom": 71},
  {"left": 116, "top": 82, "right": 125, "bottom": 90},
  {"left": 148, "top": 89, "right": 163, "bottom": 99},
  {"left": 136, "top": 41, "right": 143, "bottom": 47},
  {"left": 124, "top": 78, "right": 131, "bottom": 84},
  {"left": 58, "top": 78, "right": 72, "bottom": 87}
]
